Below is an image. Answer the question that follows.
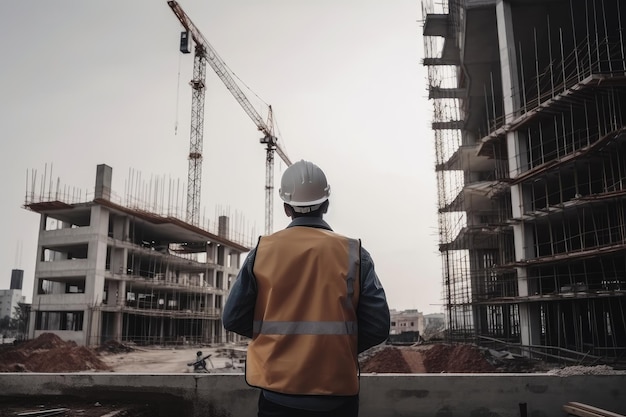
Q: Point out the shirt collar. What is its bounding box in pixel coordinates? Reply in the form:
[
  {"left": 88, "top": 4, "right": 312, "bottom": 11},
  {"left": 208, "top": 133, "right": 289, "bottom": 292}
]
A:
[{"left": 287, "top": 216, "right": 333, "bottom": 231}]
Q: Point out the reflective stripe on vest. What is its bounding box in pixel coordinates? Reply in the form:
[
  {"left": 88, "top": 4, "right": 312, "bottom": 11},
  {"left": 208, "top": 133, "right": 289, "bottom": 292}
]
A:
[
  {"left": 247, "top": 226, "right": 361, "bottom": 396},
  {"left": 253, "top": 320, "right": 357, "bottom": 335}
]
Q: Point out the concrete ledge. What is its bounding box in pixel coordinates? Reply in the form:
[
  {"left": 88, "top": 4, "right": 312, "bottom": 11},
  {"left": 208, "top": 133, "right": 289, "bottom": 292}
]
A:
[{"left": 1, "top": 373, "right": 624, "bottom": 417}]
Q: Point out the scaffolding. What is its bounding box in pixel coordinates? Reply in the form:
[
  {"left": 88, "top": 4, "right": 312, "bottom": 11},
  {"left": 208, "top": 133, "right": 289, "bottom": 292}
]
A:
[{"left": 423, "top": 0, "right": 626, "bottom": 363}]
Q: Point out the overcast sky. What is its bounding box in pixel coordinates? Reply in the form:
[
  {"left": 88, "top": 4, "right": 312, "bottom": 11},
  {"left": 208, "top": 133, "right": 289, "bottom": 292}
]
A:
[{"left": 0, "top": 0, "right": 441, "bottom": 313}]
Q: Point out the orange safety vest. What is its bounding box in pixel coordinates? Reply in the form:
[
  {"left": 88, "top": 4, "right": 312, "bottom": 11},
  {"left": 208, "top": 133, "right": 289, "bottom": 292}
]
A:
[{"left": 246, "top": 226, "right": 361, "bottom": 396}]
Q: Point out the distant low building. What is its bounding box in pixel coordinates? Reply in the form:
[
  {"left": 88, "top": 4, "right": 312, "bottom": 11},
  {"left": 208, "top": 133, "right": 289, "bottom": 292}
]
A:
[
  {"left": 390, "top": 309, "right": 424, "bottom": 335},
  {"left": 0, "top": 269, "right": 26, "bottom": 321}
]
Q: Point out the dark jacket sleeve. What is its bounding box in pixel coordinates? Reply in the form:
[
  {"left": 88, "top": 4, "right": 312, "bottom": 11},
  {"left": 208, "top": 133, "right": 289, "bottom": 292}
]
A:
[
  {"left": 222, "top": 248, "right": 258, "bottom": 338},
  {"left": 357, "top": 247, "right": 390, "bottom": 353}
]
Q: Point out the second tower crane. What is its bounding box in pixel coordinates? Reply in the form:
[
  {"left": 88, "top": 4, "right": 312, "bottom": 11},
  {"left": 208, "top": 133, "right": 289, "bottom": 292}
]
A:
[{"left": 168, "top": 1, "right": 292, "bottom": 234}]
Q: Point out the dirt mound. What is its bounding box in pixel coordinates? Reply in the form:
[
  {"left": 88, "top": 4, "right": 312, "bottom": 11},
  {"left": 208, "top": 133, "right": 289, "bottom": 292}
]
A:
[
  {"left": 0, "top": 333, "right": 110, "bottom": 373},
  {"left": 361, "top": 347, "right": 412, "bottom": 373},
  {"left": 423, "top": 344, "right": 495, "bottom": 373},
  {"left": 360, "top": 344, "right": 496, "bottom": 373},
  {"left": 18, "top": 332, "right": 75, "bottom": 351}
]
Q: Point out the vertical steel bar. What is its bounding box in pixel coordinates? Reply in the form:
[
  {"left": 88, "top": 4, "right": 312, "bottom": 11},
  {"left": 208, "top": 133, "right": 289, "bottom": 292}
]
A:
[
  {"left": 600, "top": 0, "right": 612, "bottom": 73},
  {"left": 539, "top": 123, "right": 546, "bottom": 164},
  {"left": 490, "top": 72, "right": 497, "bottom": 130},
  {"left": 519, "top": 42, "right": 528, "bottom": 113},
  {"left": 592, "top": 0, "right": 601, "bottom": 72},
  {"left": 578, "top": 205, "right": 584, "bottom": 251},
  {"left": 570, "top": 103, "right": 576, "bottom": 152},
  {"left": 560, "top": 28, "right": 567, "bottom": 91},
  {"left": 570, "top": 0, "right": 582, "bottom": 81},
  {"left": 548, "top": 15, "right": 555, "bottom": 97},
  {"left": 587, "top": 163, "right": 593, "bottom": 195},
  {"left": 584, "top": 100, "right": 590, "bottom": 147},
  {"left": 528, "top": 127, "right": 534, "bottom": 169},
  {"left": 534, "top": 27, "right": 541, "bottom": 106},
  {"left": 561, "top": 112, "right": 568, "bottom": 156},
  {"left": 617, "top": 0, "right": 626, "bottom": 74},
  {"left": 585, "top": 0, "right": 593, "bottom": 76},
  {"left": 484, "top": 83, "right": 491, "bottom": 132},
  {"left": 617, "top": 141, "right": 624, "bottom": 190},
  {"left": 555, "top": 116, "right": 560, "bottom": 159}
]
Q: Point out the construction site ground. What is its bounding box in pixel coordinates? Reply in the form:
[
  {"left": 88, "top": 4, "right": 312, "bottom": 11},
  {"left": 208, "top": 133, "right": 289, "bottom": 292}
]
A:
[{"left": 1, "top": 333, "right": 624, "bottom": 415}]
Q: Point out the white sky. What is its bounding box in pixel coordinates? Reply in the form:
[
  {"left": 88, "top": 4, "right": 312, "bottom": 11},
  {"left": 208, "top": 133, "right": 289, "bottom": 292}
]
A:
[{"left": 0, "top": 0, "right": 441, "bottom": 313}]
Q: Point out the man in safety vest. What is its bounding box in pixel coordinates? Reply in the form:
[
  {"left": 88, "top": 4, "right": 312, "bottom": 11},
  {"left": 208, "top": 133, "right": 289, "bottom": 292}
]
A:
[{"left": 223, "top": 160, "right": 390, "bottom": 417}]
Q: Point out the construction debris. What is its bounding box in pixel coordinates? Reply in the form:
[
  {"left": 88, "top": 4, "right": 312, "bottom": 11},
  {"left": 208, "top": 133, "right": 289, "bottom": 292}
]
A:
[
  {"left": 360, "top": 343, "right": 626, "bottom": 374},
  {"left": 360, "top": 344, "right": 495, "bottom": 373},
  {"left": 17, "top": 409, "right": 69, "bottom": 417},
  {"left": 0, "top": 333, "right": 109, "bottom": 373},
  {"left": 3, "top": 334, "right": 624, "bottom": 377},
  {"left": 548, "top": 365, "right": 626, "bottom": 376}
]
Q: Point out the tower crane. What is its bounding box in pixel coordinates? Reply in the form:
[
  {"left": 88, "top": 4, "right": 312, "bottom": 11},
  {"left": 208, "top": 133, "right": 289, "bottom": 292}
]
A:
[{"left": 168, "top": 1, "right": 292, "bottom": 234}]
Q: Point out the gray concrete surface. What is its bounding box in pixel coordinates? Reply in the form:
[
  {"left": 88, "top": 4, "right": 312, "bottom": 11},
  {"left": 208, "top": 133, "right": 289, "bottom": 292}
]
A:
[{"left": 0, "top": 373, "right": 624, "bottom": 417}]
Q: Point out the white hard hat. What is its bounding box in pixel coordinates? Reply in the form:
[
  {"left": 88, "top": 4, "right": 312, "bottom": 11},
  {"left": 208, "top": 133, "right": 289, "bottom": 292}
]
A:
[{"left": 279, "top": 160, "right": 331, "bottom": 210}]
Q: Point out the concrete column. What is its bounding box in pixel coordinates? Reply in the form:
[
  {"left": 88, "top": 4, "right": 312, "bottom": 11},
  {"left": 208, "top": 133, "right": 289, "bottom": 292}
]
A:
[
  {"left": 113, "top": 311, "right": 123, "bottom": 342},
  {"left": 218, "top": 216, "right": 229, "bottom": 239},
  {"left": 231, "top": 252, "right": 241, "bottom": 269},
  {"left": 94, "top": 164, "right": 112, "bottom": 201},
  {"left": 203, "top": 319, "right": 211, "bottom": 343},
  {"left": 86, "top": 204, "right": 110, "bottom": 346},
  {"left": 497, "top": 0, "right": 541, "bottom": 351},
  {"left": 87, "top": 309, "right": 102, "bottom": 346},
  {"left": 209, "top": 294, "right": 215, "bottom": 314},
  {"left": 117, "top": 280, "right": 126, "bottom": 306},
  {"left": 86, "top": 205, "right": 109, "bottom": 305},
  {"left": 518, "top": 301, "right": 541, "bottom": 351},
  {"left": 27, "top": 310, "right": 37, "bottom": 340},
  {"left": 223, "top": 247, "right": 231, "bottom": 271}
]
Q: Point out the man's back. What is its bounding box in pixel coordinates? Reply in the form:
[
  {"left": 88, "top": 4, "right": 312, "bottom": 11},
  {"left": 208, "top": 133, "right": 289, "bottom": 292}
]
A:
[{"left": 247, "top": 225, "right": 361, "bottom": 395}]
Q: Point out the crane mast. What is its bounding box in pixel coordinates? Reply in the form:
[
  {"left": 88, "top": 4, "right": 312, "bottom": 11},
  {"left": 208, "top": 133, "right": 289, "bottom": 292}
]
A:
[
  {"left": 168, "top": 1, "right": 292, "bottom": 234},
  {"left": 186, "top": 45, "right": 206, "bottom": 226}
]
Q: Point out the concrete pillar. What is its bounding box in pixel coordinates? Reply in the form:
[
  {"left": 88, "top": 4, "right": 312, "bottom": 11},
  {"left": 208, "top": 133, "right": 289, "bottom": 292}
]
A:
[
  {"left": 223, "top": 247, "right": 231, "bottom": 270},
  {"left": 117, "top": 280, "right": 126, "bottom": 306},
  {"left": 218, "top": 216, "right": 229, "bottom": 239},
  {"left": 87, "top": 309, "right": 102, "bottom": 346},
  {"left": 113, "top": 311, "right": 123, "bottom": 342},
  {"left": 86, "top": 204, "right": 110, "bottom": 346},
  {"left": 94, "top": 164, "right": 112, "bottom": 201},
  {"left": 497, "top": 0, "right": 541, "bottom": 352},
  {"left": 87, "top": 205, "right": 109, "bottom": 305},
  {"left": 203, "top": 319, "right": 211, "bottom": 343}
]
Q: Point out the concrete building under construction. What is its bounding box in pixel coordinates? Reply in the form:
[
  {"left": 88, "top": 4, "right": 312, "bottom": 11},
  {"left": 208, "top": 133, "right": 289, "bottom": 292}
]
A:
[
  {"left": 423, "top": 0, "right": 626, "bottom": 363},
  {"left": 23, "top": 164, "right": 251, "bottom": 346}
]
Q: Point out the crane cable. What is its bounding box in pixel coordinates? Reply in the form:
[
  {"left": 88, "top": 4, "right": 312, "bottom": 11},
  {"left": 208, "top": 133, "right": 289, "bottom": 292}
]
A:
[{"left": 174, "top": 53, "right": 183, "bottom": 136}]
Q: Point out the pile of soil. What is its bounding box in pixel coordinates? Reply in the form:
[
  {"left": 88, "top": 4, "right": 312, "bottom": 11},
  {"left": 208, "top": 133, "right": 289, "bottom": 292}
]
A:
[
  {"left": 361, "top": 346, "right": 412, "bottom": 373},
  {"left": 0, "top": 333, "right": 110, "bottom": 373},
  {"left": 423, "top": 344, "right": 495, "bottom": 373},
  {"left": 360, "top": 344, "right": 495, "bottom": 373}
]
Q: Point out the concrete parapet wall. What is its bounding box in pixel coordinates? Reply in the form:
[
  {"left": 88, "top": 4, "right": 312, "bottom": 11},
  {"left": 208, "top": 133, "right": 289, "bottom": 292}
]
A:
[{"left": 1, "top": 373, "right": 624, "bottom": 417}]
